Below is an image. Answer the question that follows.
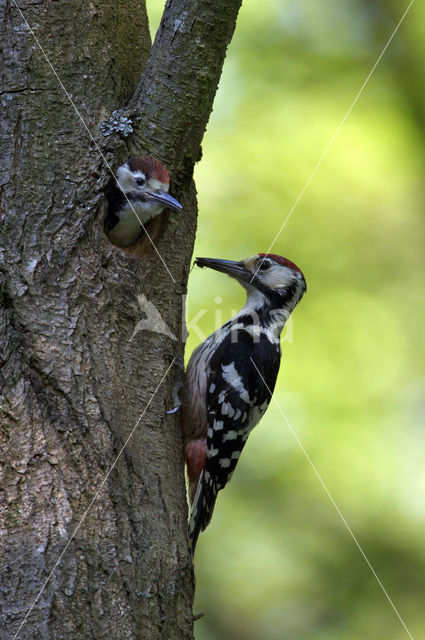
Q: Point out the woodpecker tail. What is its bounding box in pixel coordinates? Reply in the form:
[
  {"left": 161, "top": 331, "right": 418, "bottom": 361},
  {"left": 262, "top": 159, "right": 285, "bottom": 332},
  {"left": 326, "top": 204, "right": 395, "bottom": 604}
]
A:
[{"left": 188, "top": 469, "right": 218, "bottom": 555}]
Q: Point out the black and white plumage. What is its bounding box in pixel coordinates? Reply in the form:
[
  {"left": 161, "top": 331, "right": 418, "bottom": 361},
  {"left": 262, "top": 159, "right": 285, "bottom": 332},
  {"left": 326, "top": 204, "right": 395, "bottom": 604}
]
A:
[
  {"left": 104, "top": 156, "right": 182, "bottom": 247},
  {"left": 182, "top": 253, "right": 306, "bottom": 553}
]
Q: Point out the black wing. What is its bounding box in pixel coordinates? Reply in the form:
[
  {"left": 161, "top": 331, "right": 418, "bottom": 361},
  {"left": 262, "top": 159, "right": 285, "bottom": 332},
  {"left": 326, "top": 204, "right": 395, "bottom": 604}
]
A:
[{"left": 189, "top": 331, "right": 280, "bottom": 552}]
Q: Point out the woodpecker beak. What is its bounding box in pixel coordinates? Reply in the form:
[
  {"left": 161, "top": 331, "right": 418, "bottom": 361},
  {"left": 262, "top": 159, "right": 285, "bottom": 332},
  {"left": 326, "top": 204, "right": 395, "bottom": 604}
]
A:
[
  {"left": 143, "top": 189, "right": 182, "bottom": 212},
  {"left": 195, "top": 258, "right": 251, "bottom": 282}
]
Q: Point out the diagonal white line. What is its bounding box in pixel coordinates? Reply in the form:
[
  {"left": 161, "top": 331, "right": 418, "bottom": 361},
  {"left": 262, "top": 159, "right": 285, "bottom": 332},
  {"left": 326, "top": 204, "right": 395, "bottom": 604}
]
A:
[
  {"left": 11, "top": 0, "right": 176, "bottom": 283},
  {"left": 12, "top": 357, "right": 176, "bottom": 640},
  {"left": 252, "top": 0, "right": 415, "bottom": 282},
  {"left": 250, "top": 357, "right": 415, "bottom": 640}
]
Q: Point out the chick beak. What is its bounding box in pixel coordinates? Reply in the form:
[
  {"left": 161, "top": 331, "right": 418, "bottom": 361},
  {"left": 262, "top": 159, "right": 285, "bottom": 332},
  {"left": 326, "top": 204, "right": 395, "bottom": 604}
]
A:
[
  {"left": 195, "top": 257, "right": 251, "bottom": 283},
  {"left": 143, "top": 189, "right": 182, "bottom": 212}
]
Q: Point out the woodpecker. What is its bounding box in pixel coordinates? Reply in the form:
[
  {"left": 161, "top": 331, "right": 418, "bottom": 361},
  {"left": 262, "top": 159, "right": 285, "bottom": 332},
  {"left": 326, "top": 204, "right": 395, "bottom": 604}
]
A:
[
  {"left": 182, "top": 253, "right": 306, "bottom": 553},
  {"left": 104, "top": 156, "right": 182, "bottom": 247}
]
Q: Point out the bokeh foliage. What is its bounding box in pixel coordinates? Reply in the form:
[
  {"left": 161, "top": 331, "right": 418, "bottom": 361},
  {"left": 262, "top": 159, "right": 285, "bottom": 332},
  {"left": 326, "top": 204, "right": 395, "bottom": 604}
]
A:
[{"left": 146, "top": 1, "right": 425, "bottom": 637}]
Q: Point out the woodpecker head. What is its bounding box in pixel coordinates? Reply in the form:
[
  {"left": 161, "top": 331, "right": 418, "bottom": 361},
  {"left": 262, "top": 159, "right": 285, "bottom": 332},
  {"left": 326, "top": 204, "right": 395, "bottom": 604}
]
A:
[
  {"left": 195, "top": 253, "right": 306, "bottom": 311},
  {"left": 104, "top": 156, "right": 182, "bottom": 247}
]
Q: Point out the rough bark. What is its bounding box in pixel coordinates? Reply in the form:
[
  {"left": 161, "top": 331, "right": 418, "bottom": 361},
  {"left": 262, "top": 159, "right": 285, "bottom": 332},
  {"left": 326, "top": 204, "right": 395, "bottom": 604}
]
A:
[{"left": 0, "top": 0, "right": 242, "bottom": 639}]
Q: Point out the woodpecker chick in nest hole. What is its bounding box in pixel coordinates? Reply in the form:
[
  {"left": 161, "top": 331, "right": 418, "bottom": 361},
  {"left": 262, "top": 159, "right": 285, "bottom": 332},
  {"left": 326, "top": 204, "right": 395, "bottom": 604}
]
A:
[
  {"left": 104, "top": 157, "right": 182, "bottom": 247},
  {"left": 182, "top": 253, "right": 306, "bottom": 553}
]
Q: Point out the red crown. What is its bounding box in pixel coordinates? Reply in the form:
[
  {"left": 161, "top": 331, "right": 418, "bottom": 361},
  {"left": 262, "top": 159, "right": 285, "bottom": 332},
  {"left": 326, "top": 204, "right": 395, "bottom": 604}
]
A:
[
  {"left": 258, "top": 253, "right": 302, "bottom": 274},
  {"left": 128, "top": 157, "right": 170, "bottom": 183}
]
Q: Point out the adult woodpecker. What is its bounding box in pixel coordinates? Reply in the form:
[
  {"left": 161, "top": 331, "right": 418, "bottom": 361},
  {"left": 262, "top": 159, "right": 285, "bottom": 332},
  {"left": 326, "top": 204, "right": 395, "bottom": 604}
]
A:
[
  {"left": 104, "top": 156, "right": 182, "bottom": 247},
  {"left": 183, "top": 253, "right": 306, "bottom": 553}
]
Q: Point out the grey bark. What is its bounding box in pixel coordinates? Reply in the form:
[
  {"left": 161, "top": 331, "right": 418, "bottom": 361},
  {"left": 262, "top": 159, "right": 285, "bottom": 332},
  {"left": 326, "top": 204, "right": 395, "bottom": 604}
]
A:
[{"left": 0, "top": 0, "right": 242, "bottom": 639}]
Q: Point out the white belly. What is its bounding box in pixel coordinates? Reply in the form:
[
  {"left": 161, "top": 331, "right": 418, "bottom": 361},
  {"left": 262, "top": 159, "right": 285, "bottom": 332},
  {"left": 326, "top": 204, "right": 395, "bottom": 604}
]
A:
[{"left": 108, "top": 201, "right": 162, "bottom": 247}]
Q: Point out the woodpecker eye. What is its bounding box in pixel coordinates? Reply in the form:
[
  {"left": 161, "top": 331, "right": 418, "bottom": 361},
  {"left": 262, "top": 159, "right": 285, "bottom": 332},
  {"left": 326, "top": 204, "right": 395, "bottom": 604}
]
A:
[
  {"left": 135, "top": 177, "right": 145, "bottom": 187},
  {"left": 258, "top": 260, "right": 271, "bottom": 271}
]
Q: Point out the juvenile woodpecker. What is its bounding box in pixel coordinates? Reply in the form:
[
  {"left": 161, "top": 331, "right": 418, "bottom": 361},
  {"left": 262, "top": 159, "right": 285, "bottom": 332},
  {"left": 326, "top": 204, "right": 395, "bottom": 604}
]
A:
[
  {"left": 104, "top": 156, "right": 182, "bottom": 247},
  {"left": 183, "top": 253, "right": 306, "bottom": 553}
]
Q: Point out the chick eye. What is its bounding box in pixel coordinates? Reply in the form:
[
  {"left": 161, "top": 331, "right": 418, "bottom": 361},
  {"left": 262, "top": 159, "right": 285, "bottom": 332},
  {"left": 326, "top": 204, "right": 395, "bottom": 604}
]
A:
[
  {"left": 135, "top": 177, "right": 145, "bottom": 187},
  {"left": 258, "top": 260, "right": 271, "bottom": 271}
]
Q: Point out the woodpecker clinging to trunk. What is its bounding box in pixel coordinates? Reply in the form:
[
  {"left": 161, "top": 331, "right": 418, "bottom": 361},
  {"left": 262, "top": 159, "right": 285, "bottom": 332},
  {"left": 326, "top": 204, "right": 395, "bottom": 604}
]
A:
[
  {"left": 183, "top": 253, "right": 306, "bottom": 553},
  {"left": 104, "top": 156, "right": 182, "bottom": 247}
]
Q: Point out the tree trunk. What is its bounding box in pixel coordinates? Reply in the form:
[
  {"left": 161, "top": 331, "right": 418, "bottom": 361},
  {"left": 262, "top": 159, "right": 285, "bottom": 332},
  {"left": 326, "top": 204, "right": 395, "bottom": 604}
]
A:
[{"left": 0, "top": 0, "right": 242, "bottom": 638}]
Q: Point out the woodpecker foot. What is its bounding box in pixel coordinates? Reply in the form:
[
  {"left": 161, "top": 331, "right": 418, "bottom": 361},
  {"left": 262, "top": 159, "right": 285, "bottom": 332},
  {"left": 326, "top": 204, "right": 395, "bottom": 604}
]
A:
[{"left": 166, "top": 381, "right": 183, "bottom": 414}]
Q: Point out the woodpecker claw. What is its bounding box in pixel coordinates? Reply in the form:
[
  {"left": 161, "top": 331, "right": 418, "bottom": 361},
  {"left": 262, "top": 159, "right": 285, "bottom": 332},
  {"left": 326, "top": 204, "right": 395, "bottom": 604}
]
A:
[
  {"left": 166, "top": 381, "right": 183, "bottom": 414},
  {"left": 166, "top": 404, "right": 180, "bottom": 415}
]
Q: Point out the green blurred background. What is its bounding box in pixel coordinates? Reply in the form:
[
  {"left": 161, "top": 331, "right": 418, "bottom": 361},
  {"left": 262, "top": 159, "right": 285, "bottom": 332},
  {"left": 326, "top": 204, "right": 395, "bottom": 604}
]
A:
[{"left": 148, "top": 1, "right": 425, "bottom": 637}]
